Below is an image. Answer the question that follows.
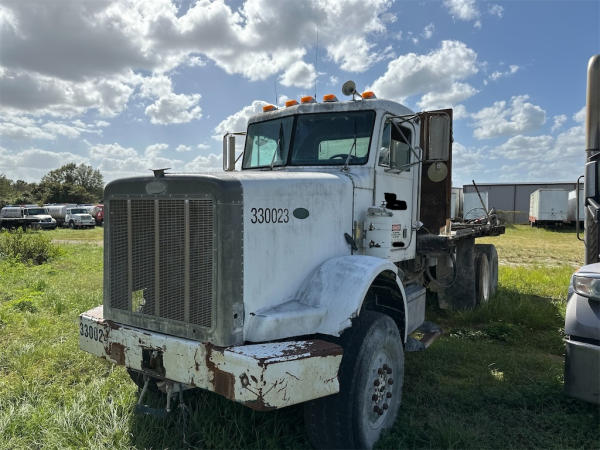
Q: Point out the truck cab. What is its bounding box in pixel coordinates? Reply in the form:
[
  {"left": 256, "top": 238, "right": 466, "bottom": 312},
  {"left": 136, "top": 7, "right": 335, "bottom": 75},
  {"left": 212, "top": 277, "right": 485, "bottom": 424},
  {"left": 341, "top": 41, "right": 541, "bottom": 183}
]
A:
[
  {"left": 0, "top": 205, "right": 57, "bottom": 230},
  {"left": 65, "top": 207, "right": 96, "bottom": 229},
  {"left": 80, "top": 89, "right": 502, "bottom": 449}
]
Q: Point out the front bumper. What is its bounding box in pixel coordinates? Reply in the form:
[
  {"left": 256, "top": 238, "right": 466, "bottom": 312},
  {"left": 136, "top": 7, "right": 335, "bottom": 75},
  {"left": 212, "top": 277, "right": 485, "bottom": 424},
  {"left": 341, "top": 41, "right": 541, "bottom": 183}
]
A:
[
  {"left": 79, "top": 306, "right": 342, "bottom": 410},
  {"left": 39, "top": 222, "right": 57, "bottom": 229},
  {"left": 564, "top": 338, "right": 600, "bottom": 404}
]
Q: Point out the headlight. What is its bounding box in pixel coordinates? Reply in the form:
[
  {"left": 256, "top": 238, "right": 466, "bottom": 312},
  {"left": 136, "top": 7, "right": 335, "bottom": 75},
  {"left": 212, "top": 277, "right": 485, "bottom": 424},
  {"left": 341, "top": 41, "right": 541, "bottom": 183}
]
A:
[{"left": 573, "top": 275, "right": 600, "bottom": 299}]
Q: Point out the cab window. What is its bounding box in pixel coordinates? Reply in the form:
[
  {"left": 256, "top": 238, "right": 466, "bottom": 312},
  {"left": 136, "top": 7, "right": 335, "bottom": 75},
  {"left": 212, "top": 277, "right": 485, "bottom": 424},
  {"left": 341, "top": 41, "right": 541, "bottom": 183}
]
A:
[{"left": 379, "top": 121, "right": 412, "bottom": 171}]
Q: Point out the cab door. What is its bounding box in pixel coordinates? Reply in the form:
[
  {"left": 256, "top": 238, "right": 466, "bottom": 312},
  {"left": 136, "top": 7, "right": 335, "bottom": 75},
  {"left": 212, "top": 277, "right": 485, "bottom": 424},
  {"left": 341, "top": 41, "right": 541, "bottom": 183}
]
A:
[{"left": 370, "top": 116, "right": 421, "bottom": 262}]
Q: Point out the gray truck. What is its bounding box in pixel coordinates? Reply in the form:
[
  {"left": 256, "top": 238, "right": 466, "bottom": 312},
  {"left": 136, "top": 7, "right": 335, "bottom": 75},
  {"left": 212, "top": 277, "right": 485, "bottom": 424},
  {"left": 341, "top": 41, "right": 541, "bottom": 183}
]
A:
[
  {"left": 564, "top": 54, "right": 600, "bottom": 405},
  {"left": 79, "top": 85, "right": 503, "bottom": 448}
]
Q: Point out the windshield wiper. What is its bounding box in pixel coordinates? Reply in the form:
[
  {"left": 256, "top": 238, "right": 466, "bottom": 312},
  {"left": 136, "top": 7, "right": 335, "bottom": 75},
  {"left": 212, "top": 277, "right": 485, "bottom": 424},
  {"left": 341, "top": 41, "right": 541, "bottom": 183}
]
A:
[
  {"left": 270, "top": 122, "right": 284, "bottom": 170},
  {"left": 343, "top": 118, "right": 358, "bottom": 170}
]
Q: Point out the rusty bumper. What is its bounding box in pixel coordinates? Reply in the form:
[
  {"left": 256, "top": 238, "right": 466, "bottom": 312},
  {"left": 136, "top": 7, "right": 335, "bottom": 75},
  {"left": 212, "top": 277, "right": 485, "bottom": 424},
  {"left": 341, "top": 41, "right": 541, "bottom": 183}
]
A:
[{"left": 79, "top": 306, "right": 343, "bottom": 410}]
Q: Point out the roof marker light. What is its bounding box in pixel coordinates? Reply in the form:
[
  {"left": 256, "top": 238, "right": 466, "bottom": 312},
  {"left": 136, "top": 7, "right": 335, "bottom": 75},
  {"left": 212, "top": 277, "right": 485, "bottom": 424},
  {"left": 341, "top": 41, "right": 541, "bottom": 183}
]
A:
[
  {"left": 262, "top": 104, "right": 277, "bottom": 112},
  {"left": 301, "top": 95, "right": 316, "bottom": 104},
  {"left": 362, "top": 91, "right": 376, "bottom": 99},
  {"left": 323, "top": 94, "right": 338, "bottom": 102},
  {"left": 285, "top": 99, "right": 299, "bottom": 107}
]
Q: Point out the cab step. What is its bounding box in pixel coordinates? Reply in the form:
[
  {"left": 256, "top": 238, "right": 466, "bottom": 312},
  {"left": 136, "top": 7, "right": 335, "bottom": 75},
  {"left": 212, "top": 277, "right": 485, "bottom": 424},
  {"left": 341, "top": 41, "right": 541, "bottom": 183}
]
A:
[{"left": 405, "top": 321, "right": 443, "bottom": 352}]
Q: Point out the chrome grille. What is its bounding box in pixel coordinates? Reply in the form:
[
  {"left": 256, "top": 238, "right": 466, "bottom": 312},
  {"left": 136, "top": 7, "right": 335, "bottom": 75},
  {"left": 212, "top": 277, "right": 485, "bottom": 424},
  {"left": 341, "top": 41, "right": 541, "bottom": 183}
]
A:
[{"left": 108, "top": 198, "right": 214, "bottom": 329}]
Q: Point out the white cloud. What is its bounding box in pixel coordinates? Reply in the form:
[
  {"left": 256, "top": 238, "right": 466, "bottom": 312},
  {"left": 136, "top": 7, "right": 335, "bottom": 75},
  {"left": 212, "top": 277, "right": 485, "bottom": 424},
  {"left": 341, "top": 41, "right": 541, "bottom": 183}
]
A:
[
  {"left": 214, "top": 100, "right": 268, "bottom": 138},
  {"left": 0, "top": 0, "right": 396, "bottom": 124},
  {"left": 369, "top": 41, "right": 479, "bottom": 106},
  {"left": 489, "top": 4, "right": 504, "bottom": 18},
  {"left": 485, "top": 64, "right": 519, "bottom": 84},
  {"left": 145, "top": 143, "right": 169, "bottom": 158},
  {"left": 417, "top": 82, "right": 478, "bottom": 111},
  {"left": 279, "top": 61, "right": 317, "bottom": 89},
  {"left": 551, "top": 114, "right": 567, "bottom": 132},
  {"left": 471, "top": 95, "right": 546, "bottom": 139},
  {"left": 444, "top": 0, "right": 480, "bottom": 25},
  {"left": 0, "top": 115, "right": 106, "bottom": 140},
  {"left": 139, "top": 74, "right": 202, "bottom": 125},
  {"left": 89, "top": 143, "right": 138, "bottom": 160},
  {"left": 176, "top": 144, "right": 192, "bottom": 152},
  {"left": 573, "top": 106, "right": 586, "bottom": 123},
  {"left": 197, "top": 143, "right": 211, "bottom": 150},
  {"left": 0, "top": 146, "right": 88, "bottom": 181},
  {"left": 481, "top": 119, "right": 585, "bottom": 182},
  {"left": 145, "top": 92, "right": 202, "bottom": 125},
  {"left": 185, "top": 153, "right": 223, "bottom": 172},
  {"left": 422, "top": 23, "right": 435, "bottom": 39}
]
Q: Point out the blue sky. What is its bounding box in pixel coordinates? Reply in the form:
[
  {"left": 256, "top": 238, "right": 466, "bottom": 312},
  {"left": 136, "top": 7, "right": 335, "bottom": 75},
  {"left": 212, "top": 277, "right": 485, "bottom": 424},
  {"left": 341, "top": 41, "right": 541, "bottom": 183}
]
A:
[{"left": 0, "top": 0, "right": 598, "bottom": 186}]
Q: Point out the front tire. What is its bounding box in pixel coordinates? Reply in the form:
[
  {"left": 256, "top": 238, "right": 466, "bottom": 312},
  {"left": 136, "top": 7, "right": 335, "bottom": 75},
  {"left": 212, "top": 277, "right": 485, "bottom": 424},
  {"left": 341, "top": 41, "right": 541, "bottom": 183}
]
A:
[
  {"left": 69, "top": 221, "right": 74, "bottom": 229},
  {"left": 304, "top": 311, "right": 404, "bottom": 449}
]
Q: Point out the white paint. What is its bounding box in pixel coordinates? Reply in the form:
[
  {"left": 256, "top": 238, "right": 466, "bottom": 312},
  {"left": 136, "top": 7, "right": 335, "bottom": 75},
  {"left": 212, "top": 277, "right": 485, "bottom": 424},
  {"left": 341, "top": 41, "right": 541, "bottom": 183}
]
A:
[
  {"left": 245, "top": 254, "right": 408, "bottom": 342},
  {"left": 79, "top": 307, "right": 342, "bottom": 409}
]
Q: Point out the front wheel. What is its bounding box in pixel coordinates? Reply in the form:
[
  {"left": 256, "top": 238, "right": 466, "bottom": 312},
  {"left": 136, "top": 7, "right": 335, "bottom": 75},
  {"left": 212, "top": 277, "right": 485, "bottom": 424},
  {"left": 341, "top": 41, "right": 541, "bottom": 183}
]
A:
[
  {"left": 304, "top": 311, "right": 404, "bottom": 449},
  {"left": 69, "top": 221, "right": 74, "bottom": 229}
]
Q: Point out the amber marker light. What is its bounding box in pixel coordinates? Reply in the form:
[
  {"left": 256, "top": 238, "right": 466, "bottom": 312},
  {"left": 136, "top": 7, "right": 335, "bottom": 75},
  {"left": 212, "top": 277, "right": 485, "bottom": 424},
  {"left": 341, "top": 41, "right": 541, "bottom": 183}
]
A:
[
  {"left": 285, "top": 99, "right": 299, "bottom": 107},
  {"left": 362, "top": 91, "right": 376, "bottom": 99},
  {"left": 300, "top": 96, "right": 316, "bottom": 104},
  {"left": 262, "top": 104, "right": 277, "bottom": 112},
  {"left": 323, "top": 94, "right": 338, "bottom": 102}
]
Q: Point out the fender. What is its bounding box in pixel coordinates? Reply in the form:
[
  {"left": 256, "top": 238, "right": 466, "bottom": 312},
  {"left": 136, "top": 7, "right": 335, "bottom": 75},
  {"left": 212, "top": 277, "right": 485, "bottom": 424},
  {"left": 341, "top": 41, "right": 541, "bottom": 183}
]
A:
[{"left": 244, "top": 255, "right": 408, "bottom": 343}]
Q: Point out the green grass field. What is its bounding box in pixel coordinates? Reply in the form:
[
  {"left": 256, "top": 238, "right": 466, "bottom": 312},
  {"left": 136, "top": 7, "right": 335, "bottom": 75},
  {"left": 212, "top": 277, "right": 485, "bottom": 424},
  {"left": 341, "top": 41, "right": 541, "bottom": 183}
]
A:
[{"left": 0, "top": 225, "right": 598, "bottom": 449}]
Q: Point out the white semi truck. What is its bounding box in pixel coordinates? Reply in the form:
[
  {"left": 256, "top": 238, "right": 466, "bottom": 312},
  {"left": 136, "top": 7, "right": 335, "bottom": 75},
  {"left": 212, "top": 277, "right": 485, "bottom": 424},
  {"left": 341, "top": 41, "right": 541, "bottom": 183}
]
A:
[{"left": 79, "top": 85, "right": 503, "bottom": 448}]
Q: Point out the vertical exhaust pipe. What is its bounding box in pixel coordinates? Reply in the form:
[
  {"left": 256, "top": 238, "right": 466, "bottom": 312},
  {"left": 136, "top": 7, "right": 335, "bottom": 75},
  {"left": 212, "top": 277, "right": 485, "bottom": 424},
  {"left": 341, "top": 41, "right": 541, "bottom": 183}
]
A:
[
  {"left": 222, "top": 134, "right": 237, "bottom": 171},
  {"left": 584, "top": 55, "right": 600, "bottom": 264}
]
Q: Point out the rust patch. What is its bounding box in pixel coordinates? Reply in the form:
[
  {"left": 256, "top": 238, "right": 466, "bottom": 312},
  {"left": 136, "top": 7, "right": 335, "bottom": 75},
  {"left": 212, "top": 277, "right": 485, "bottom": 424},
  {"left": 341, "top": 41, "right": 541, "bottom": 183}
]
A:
[
  {"left": 105, "top": 320, "right": 121, "bottom": 331},
  {"left": 109, "top": 342, "right": 126, "bottom": 365},
  {"left": 254, "top": 340, "right": 344, "bottom": 367},
  {"left": 205, "top": 343, "right": 235, "bottom": 400}
]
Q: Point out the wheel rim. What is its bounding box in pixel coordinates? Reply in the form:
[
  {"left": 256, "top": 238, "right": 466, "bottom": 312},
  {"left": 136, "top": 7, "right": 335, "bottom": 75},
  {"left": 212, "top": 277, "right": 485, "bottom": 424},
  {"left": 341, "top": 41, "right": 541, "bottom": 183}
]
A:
[{"left": 361, "top": 348, "right": 399, "bottom": 432}]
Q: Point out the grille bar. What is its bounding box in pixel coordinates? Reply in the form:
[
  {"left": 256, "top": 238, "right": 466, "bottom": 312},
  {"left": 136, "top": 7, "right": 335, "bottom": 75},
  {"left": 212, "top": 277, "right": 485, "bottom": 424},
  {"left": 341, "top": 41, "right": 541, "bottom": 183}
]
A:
[{"left": 108, "top": 198, "right": 214, "bottom": 330}]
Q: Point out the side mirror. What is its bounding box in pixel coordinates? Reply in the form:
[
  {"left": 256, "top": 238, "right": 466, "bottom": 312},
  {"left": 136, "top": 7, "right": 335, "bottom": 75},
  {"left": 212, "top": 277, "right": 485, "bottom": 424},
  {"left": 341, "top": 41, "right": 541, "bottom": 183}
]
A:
[{"left": 420, "top": 109, "right": 452, "bottom": 162}]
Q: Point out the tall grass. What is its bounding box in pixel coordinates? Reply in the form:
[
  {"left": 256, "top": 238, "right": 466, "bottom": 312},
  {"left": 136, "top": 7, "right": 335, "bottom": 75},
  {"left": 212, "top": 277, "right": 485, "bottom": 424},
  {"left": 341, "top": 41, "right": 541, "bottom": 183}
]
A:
[
  {"left": 0, "top": 227, "right": 598, "bottom": 449},
  {"left": 0, "top": 229, "right": 59, "bottom": 264}
]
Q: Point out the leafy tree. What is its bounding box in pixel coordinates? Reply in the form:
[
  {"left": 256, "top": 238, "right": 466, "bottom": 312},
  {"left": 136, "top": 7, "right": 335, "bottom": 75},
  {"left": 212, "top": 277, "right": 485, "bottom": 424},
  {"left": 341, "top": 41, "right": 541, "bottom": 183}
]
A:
[{"left": 39, "top": 163, "right": 104, "bottom": 203}]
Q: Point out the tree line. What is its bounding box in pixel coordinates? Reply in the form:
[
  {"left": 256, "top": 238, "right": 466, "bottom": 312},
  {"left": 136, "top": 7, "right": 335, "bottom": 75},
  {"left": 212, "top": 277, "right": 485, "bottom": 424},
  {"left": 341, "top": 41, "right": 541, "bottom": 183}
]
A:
[{"left": 0, "top": 163, "right": 104, "bottom": 207}]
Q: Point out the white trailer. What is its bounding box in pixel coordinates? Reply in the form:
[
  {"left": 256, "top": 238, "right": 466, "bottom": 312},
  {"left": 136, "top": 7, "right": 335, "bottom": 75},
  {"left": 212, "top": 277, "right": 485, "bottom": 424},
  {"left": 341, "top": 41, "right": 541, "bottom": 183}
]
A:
[
  {"left": 463, "top": 190, "right": 488, "bottom": 220},
  {"left": 529, "top": 189, "right": 569, "bottom": 226},
  {"left": 451, "top": 187, "right": 463, "bottom": 219},
  {"left": 79, "top": 87, "right": 503, "bottom": 449},
  {"left": 568, "top": 188, "right": 585, "bottom": 224}
]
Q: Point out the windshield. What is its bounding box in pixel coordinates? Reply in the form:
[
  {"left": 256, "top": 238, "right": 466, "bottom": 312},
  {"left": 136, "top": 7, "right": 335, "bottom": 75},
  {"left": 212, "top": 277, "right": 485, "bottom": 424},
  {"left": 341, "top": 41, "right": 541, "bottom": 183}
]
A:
[
  {"left": 69, "top": 208, "right": 88, "bottom": 214},
  {"left": 242, "top": 111, "right": 375, "bottom": 169},
  {"left": 25, "top": 208, "right": 47, "bottom": 215}
]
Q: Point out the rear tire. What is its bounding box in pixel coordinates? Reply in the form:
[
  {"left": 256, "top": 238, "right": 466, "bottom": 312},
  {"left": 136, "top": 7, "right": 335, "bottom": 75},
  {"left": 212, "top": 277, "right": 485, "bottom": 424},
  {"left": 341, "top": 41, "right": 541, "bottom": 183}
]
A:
[
  {"left": 474, "top": 252, "right": 490, "bottom": 305},
  {"left": 475, "top": 244, "right": 498, "bottom": 297},
  {"left": 304, "top": 311, "right": 404, "bottom": 449}
]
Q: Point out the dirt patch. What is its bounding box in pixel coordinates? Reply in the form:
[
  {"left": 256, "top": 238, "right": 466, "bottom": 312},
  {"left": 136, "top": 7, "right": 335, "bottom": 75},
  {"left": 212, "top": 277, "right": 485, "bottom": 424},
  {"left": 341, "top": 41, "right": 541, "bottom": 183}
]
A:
[{"left": 52, "top": 239, "right": 103, "bottom": 246}]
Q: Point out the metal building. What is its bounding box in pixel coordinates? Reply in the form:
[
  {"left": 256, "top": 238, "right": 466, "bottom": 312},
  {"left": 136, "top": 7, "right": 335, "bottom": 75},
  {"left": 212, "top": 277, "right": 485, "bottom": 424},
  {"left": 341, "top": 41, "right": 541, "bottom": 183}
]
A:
[{"left": 462, "top": 182, "right": 577, "bottom": 224}]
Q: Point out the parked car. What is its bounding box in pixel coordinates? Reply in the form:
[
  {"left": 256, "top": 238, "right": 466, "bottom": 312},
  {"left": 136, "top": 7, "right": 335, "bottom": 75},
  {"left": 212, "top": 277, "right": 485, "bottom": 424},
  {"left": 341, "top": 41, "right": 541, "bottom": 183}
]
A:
[
  {"left": 65, "top": 207, "right": 96, "bottom": 229},
  {"left": 564, "top": 264, "right": 600, "bottom": 404}
]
